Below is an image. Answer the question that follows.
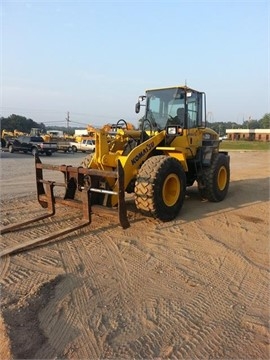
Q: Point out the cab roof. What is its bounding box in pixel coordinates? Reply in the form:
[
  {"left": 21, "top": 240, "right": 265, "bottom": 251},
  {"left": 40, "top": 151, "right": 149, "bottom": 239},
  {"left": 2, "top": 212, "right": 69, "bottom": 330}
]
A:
[{"left": 145, "top": 85, "right": 203, "bottom": 94}]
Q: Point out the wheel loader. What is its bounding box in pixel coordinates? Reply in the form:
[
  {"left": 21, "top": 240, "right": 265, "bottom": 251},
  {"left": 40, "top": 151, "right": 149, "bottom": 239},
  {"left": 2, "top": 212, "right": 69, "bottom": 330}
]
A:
[
  {"left": 79, "top": 85, "right": 230, "bottom": 220},
  {"left": 1, "top": 85, "right": 230, "bottom": 256}
]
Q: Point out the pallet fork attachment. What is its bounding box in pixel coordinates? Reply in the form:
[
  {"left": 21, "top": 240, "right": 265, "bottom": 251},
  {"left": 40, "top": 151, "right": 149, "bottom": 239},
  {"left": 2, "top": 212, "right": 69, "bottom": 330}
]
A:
[{"left": 0, "top": 156, "right": 129, "bottom": 257}]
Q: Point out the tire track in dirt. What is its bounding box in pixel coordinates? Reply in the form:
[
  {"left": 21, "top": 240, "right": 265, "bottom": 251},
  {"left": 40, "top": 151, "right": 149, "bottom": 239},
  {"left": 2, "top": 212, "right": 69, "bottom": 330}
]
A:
[
  {"left": 0, "top": 202, "right": 100, "bottom": 358},
  {"left": 54, "top": 231, "right": 153, "bottom": 358},
  {"left": 91, "top": 227, "right": 204, "bottom": 358},
  {"left": 45, "top": 238, "right": 103, "bottom": 359},
  {"left": 14, "top": 249, "right": 63, "bottom": 275},
  {"left": 98, "top": 233, "right": 162, "bottom": 354},
  {"left": 35, "top": 274, "right": 86, "bottom": 359},
  {"left": 0, "top": 255, "right": 10, "bottom": 281},
  {"left": 97, "top": 220, "right": 269, "bottom": 359},
  {"left": 173, "top": 222, "right": 270, "bottom": 359},
  {"left": 125, "top": 221, "right": 267, "bottom": 356}
]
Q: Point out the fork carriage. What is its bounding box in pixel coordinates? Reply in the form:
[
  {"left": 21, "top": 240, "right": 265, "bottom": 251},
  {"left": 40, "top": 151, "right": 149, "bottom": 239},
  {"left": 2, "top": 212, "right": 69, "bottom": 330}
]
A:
[{"left": 0, "top": 155, "right": 129, "bottom": 257}]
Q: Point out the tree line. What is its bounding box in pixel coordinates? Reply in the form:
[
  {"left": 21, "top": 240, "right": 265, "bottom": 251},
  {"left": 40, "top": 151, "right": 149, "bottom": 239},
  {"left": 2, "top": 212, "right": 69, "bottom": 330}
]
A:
[
  {"left": 1, "top": 114, "right": 46, "bottom": 134},
  {"left": 209, "top": 114, "right": 270, "bottom": 136},
  {"left": 1, "top": 113, "right": 269, "bottom": 138}
]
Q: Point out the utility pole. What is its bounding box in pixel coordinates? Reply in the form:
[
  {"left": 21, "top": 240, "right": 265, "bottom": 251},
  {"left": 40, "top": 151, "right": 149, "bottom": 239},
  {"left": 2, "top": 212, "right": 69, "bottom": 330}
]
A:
[{"left": 66, "top": 112, "right": 70, "bottom": 128}]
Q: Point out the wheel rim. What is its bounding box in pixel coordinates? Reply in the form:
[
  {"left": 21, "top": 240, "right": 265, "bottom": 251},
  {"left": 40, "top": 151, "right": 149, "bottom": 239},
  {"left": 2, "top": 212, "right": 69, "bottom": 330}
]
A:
[
  {"left": 162, "top": 174, "right": 180, "bottom": 207},
  {"left": 217, "top": 166, "right": 227, "bottom": 190}
]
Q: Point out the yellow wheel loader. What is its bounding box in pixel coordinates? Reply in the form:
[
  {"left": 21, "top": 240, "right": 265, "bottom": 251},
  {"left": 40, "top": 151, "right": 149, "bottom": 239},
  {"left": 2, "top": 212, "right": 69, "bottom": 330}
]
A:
[
  {"left": 1, "top": 86, "right": 230, "bottom": 256},
  {"left": 80, "top": 86, "right": 230, "bottom": 220}
]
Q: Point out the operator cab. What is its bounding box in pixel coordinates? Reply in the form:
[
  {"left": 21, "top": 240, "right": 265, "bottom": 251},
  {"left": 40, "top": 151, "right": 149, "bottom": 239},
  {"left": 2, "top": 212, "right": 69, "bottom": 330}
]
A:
[{"left": 135, "top": 86, "right": 206, "bottom": 132}]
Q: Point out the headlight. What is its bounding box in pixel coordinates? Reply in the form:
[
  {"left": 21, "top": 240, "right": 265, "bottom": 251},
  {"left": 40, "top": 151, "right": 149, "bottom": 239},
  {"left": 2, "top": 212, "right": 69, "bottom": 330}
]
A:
[{"left": 167, "top": 126, "right": 177, "bottom": 135}]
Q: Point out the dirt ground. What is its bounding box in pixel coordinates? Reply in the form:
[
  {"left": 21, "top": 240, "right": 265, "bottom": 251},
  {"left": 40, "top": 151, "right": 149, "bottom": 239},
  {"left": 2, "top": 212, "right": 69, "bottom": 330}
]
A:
[{"left": 0, "top": 150, "right": 269, "bottom": 359}]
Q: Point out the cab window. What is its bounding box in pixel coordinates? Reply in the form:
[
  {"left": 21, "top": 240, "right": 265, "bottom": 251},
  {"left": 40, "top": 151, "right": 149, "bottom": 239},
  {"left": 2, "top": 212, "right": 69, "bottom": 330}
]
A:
[{"left": 187, "top": 92, "right": 202, "bottom": 128}]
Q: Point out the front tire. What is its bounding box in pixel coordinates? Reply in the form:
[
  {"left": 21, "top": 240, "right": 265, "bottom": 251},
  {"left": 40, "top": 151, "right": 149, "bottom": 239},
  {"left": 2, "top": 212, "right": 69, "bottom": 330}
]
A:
[
  {"left": 135, "top": 155, "right": 186, "bottom": 221},
  {"left": 199, "top": 153, "right": 230, "bottom": 202}
]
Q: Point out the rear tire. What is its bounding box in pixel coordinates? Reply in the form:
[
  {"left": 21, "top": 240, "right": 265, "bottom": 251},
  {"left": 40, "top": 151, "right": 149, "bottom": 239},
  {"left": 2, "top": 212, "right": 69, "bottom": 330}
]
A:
[
  {"left": 81, "top": 153, "right": 105, "bottom": 205},
  {"left": 8, "top": 145, "right": 14, "bottom": 153},
  {"left": 199, "top": 153, "right": 230, "bottom": 202},
  {"left": 72, "top": 145, "right": 77, "bottom": 152},
  {"left": 81, "top": 153, "right": 94, "bottom": 168},
  {"left": 135, "top": 155, "right": 186, "bottom": 221}
]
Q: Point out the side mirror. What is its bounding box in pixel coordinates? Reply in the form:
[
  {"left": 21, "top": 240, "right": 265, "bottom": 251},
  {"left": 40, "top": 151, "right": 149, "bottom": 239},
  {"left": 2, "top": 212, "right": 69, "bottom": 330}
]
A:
[{"left": 135, "top": 102, "right": 140, "bottom": 113}]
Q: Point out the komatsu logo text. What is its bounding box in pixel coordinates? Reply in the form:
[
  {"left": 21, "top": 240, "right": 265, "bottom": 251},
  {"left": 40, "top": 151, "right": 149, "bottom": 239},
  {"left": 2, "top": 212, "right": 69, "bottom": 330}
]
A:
[{"left": 131, "top": 141, "right": 154, "bottom": 165}]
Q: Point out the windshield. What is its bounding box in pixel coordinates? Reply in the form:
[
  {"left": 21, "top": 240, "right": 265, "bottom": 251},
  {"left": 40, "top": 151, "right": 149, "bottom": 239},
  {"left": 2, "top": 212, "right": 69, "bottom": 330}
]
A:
[
  {"left": 30, "top": 136, "right": 44, "bottom": 142},
  {"left": 145, "top": 88, "right": 202, "bottom": 129}
]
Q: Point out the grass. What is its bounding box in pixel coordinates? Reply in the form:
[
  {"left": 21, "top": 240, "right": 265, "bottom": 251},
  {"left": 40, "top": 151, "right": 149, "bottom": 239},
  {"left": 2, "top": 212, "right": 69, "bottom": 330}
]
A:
[{"left": 220, "top": 140, "right": 270, "bottom": 151}]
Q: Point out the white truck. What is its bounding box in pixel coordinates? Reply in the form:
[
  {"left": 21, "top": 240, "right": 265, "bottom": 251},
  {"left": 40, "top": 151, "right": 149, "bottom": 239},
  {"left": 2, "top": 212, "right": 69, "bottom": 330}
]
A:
[{"left": 69, "top": 139, "right": 95, "bottom": 153}]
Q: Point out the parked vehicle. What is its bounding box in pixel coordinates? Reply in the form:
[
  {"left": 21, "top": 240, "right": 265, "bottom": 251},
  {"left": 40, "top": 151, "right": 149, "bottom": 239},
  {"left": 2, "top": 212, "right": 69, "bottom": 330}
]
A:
[
  {"left": 1, "top": 137, "right": 6, "bottom": 148},
  {"left": 55, "top": 141, "right": 73, "bottom": 153},
  {"left": 69, "top": 139, "right": 95, "bottom": 152},
  {"left": 8, "top": 136, "right": 58, "bottom": 156}
]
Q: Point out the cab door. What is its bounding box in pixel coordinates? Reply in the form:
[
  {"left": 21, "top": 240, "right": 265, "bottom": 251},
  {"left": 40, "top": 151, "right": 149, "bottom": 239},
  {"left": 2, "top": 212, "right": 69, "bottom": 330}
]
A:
[{"left": 185, "top": 91, "right": 204, "bottom": 156}]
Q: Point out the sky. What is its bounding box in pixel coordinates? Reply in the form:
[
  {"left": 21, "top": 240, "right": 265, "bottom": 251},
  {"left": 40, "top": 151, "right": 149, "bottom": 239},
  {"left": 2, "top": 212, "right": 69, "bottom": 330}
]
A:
[{"left": 1, "top": 0, "right": 269, "bottom": 128}]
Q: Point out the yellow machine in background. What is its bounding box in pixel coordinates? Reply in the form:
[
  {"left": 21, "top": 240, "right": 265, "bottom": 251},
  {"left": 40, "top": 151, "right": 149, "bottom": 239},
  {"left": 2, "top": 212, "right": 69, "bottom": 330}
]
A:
[
  {"left": 1, "top": 129, "right": 14, "bottom": 138},
  {"left": 13, "top": 129, "right": 27, "bottom": 137}
]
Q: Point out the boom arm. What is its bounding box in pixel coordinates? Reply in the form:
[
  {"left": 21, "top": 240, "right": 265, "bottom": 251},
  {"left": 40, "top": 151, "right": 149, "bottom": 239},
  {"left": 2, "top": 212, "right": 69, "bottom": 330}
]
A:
[{"left": 111, "top": 130, "right": 166, "bottom": 206}]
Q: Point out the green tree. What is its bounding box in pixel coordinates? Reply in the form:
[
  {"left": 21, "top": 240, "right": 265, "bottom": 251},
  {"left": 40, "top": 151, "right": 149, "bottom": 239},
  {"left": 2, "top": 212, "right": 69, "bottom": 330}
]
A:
[
  {"left": 242, "top": 119, "right": 259, "bottom": 129},
  {"left": 258, "top": 113, "right": 270, "bottom": 129},
  {"left": 0, "top": 114, "right": 46, "bottom": 134}
]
